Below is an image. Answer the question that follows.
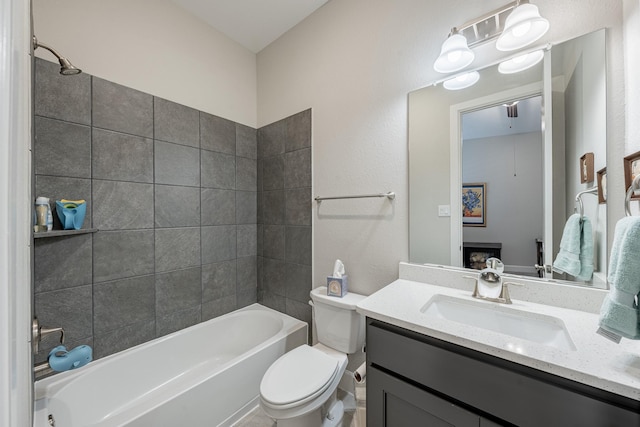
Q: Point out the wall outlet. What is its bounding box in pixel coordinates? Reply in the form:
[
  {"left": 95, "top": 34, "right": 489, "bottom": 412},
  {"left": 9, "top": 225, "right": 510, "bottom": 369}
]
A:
[{"left": 438, "top": 205, "right": 451, "bottom": 217}]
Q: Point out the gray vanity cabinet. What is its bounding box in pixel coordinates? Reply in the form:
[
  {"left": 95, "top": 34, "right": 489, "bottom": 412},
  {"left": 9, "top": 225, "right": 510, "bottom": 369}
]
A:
[{"left": 366, "top": 319, "right": 640, "bottom": 427}]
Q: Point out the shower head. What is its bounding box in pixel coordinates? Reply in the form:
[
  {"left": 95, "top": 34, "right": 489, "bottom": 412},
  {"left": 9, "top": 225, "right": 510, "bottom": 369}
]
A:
[{"left": 33, "top": 36, "right": 82, "bottom": 75}]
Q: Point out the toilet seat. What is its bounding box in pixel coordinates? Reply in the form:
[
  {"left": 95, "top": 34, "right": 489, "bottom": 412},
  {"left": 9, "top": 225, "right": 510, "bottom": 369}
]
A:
[{"left": 260, "top": 345, "right": 340, "bottom": 409}]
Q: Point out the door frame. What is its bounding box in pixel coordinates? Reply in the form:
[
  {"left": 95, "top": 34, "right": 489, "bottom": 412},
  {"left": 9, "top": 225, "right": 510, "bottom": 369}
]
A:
[
  {"left": 0, "top": 0, "right": 33, "bottom": 425},
  {"left": 449, "top": 81, "right": 545, "bottom": 267}
]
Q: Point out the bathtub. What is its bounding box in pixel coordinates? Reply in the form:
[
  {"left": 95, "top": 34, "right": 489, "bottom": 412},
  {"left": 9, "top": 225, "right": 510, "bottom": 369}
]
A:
[{"left": 33, "top": 304, "right": 307, "bottom": 427}]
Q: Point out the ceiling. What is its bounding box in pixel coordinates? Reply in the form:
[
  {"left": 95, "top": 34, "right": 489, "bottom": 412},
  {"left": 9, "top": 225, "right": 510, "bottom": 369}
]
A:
[
  {"left": 462, "top": 95, "right": 543, "bottom": 141},
  {"left": 170, "top": 0, "right": 330, "bottom": 53}
]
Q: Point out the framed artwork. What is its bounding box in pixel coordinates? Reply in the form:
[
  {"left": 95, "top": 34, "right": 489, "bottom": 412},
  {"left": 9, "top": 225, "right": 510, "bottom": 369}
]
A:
[
  {"left": 580, "top": 152, "right": 594, "bottom": 183},
  {"left": 624, "top": 150, "right": 640, "bottom": 200},
  {"left": 462, "top": 183, "right": 486, "bottom": 227},
  {"left": 596, "top": 167, "right": 607, "bottom": 204}
]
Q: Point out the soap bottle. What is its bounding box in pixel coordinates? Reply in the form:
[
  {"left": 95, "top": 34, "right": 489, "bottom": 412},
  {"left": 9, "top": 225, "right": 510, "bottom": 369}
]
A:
[{"left": 35, "top": 197, "right": 53, "bottom": 232}]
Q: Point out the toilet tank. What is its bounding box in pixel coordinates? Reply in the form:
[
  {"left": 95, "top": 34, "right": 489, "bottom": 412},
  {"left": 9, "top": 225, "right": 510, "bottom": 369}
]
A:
[{"left": 310, "top": 287, "right": 366, "bottom": 354}]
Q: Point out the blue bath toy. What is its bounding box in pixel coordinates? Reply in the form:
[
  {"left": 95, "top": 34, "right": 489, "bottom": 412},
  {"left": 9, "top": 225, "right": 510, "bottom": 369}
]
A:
[
  {"left": 55, "top": 199, "right": 87, "bottom": 230},
  {"left": 48, "top": 345, "right": 92, "bottom": 372}
]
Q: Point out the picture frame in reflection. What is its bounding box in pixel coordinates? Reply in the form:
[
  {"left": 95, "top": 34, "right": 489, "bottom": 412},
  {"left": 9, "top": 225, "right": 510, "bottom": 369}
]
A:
[
  {"left": 580, "top": 152, "right": 594, "bottom": 183},
  {"left": 462, "top": 183, "right": 486, "bottom": 227}
]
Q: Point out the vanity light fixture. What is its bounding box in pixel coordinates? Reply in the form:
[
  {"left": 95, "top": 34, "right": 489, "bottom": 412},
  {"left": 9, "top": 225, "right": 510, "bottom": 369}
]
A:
[
  {"left": 498, "top": 49, "right": 544, "bottom": 74},
  {"left": 496, "top": 2, "right": 549, "bottom": 51},
  {"left": 433, "top": 31, "right": 475, "bottom": 73},
  {"left": 433, "top": 1, "right": 548, "bottom": 78},
  {"left": 443, "top": 71, "right": 480, "bottom": 91}
]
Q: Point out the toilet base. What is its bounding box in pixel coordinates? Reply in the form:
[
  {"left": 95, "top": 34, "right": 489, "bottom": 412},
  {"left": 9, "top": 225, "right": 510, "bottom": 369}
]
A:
[{"left": 273, "top": 394, "right": 344, "bottom": 427}]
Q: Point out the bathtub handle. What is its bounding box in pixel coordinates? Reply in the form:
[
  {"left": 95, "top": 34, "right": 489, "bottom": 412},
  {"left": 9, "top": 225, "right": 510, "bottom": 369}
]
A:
[{"left": 32, "top": 317, "right": 65, "bottom": 353}]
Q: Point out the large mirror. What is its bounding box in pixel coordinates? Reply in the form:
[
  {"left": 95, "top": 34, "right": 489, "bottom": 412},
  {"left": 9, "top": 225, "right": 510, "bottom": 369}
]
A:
[{"left": 409, "top": 29, "right": 607, "bottom": 288}]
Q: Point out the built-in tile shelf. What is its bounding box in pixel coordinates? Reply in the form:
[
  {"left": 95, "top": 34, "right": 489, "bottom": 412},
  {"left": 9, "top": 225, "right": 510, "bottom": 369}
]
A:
[{"left": 33, "top": 228, "right": 98, "bottom": 239}]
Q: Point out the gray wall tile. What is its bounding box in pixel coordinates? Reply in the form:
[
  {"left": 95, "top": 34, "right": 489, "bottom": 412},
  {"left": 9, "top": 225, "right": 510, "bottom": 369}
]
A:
[
  {"left": 156, "top": 267, "right": 202, "bottom": 317},
  {"left": 34, "top": 286, "right": 92, "bottom": 347},
  {"left": 92, "top": 77, "right": 153, "bottom": 138},
  {"left": 236, "top": 157, "right": 257, "bottom": 191},
  {"left": 263, "top": 225, "right": 285, "bottom": 260},
  {"left": 236, "top": 124, "right": 257, "bottom": 159},
  {"left": 285, "top": 109, "right": 312, "bottom": 152},
  {"left": 93, "top": 320, "right": 155, "bottom": 359},
  {"left": 237, "top": 224, "right": 257, "bottom": 257},
  {"left": 284, "top": 148, "right": 311, "bottom": 189},
  {"left": 237, "top": 257, "right": 257, "bottom": 294},
  {"left": 202, "top": 295, "right": 237, "bottom": 321},
  {"left": 155, "top": 227, "right": 201, "bottom": 272},
  {"left": 286, "top": 298, "right": 312, "bottom": 327},
  {"left": 93, "top": 230, "right": 154, "bottom": 283},
  {"left": 201, "top": 150, "right": 235, "bottom": 189},
  {"left": 154, "top": 97, "right": 199, "bottom": 147},
  {"left": 237, "top": 289, "right": 257, "bottom": 308},
  {"left": 286, "top": 263, "right": 312, "bottom": 303},
  {"left": 35, "top": 58, "right": 91, "bottom": 125},
  {"left": 236, "top": 191, "right": 257, "bottom": 224},
  {"left": 202, "top": 260, "right": 236, "bottom": 303},
  {"left": 34, "top": 234, "right": 92, "bottom": 293},
  {"left": 92, "top": 129, "right": 153, "bottom": 183},
  {"left": 285, "top": 226, "right": 312, "bottom": 266},
  {"left": 93, "top": 180, "right": 154, "bottom": 230},
  {"left": 263, "top": 258, "right": 286, "bottom": 297},
  {"left": 257, "top": 224, "right": 263, "bottom": 257},
  {"left": 200, "top": 112, "right": 235, "bottom": 154},
  {"left": 263, "top": 190, "right": 284, "bottom": 225},
  {"left": 258, "top": 119, "right": 285, "bottom": 158},
  {"left": 155, "top": 185, "right": 201, "bottom": 228},
  {"left": 35, "top": 117, "right": 91, "bottom": 178},
  {"left": 263, "top": 155, "right": 284, "bottom": 190},
  {"left": 35, "top": 175, "right": 92, "bottom": 229},
  {"left": 259, "top": 291, "right": 286, "bottom": 313},
  {"left": 201, "top": 189, "right": 235, "bottom": 226},
  {"left": 201, "top": 225, "right": 237, "bottom": 264},
  {"left": 285, "top": 187, "right": 312, "bottom": 226},
  {"left": 157, "top": 306, "right": 201, "bottom": 337},
  {"left": 93, "top": 275, "right": 155, "bottom": 334},
  {"left": 155, "top": 141, "right": 200, "bottom": 187}
]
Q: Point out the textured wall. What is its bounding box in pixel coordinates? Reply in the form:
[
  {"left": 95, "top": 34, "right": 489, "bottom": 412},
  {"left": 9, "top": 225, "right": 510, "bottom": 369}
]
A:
[{"left": 33, "top": 58, "right": 259, "bottom": 362}]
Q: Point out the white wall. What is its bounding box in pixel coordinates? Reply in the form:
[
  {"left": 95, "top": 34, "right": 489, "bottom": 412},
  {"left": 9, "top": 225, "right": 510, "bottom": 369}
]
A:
[
  {"left": 623, "top": 0, "right": 640, "bottom": 217},
  {"left": 462, "top": 132, "right": 544, "bottom": 271},
  {"left": 32, "top": 0, "right": 257, "bottom": 127},
  {"left": 258, "top": 0, "right": 625, "bottom": 295}
]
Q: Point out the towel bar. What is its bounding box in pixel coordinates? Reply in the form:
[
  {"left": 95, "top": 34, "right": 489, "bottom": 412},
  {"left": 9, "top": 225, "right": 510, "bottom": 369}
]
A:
[
  {"left": 314, "top": 192, "right": 395, "bottom": 202},
  {"left": 575, "top": 187, "right": 598, "bottom": 218}
]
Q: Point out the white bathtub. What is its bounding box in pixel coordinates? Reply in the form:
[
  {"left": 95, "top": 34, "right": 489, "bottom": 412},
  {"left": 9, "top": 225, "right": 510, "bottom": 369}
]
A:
[{"left": 34, "top": 304, "right": 308, "bottom": 427}]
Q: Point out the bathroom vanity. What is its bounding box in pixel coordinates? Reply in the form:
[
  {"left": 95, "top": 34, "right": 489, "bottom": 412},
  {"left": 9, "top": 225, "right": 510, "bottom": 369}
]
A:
[{"left": 358, "top": 264, "right": 640, "bottom": 426}]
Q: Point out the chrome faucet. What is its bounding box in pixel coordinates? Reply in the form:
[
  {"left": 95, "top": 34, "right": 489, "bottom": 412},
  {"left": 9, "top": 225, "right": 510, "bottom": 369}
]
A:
[
  {"left": 463, "top": 258, "right": 522, "bottom": 304},
  {"left": 32, "top": 318, "right": 65, "bottom": 378}
]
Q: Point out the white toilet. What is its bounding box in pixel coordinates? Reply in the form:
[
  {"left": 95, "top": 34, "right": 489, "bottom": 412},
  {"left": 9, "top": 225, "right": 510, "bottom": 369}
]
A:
[{"left": 259, "top": 287, "right": 366, "bottom": 427}]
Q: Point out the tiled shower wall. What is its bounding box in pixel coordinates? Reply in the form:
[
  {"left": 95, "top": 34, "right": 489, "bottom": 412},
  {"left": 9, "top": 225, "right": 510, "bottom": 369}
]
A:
[
  {"left": 33, "top": 58, "right": 312, "bottom": 363},
  {"left": 257, "top": 110, "right": 313, "bottom": 328}
]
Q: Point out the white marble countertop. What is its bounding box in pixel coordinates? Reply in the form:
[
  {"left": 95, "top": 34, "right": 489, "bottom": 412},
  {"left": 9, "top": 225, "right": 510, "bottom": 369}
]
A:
[{"left": 356, "top": 278, "right": 640, "bottom": 401}]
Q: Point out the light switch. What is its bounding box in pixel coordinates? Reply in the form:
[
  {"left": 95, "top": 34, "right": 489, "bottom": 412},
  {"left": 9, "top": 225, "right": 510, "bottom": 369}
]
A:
[{"left": 438, "top": 205, "right": 451, "bottom": 217}]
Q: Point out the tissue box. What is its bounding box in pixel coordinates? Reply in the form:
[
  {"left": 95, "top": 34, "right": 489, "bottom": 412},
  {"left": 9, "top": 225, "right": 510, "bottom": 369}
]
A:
[{"left": 327, "top": 275, "right": 348, "bottom": 297}]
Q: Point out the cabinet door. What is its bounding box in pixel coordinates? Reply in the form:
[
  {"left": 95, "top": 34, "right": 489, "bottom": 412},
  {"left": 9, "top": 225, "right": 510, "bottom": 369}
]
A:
[{"left": 368, "top": 366, "right": 479, "bottom": 427}]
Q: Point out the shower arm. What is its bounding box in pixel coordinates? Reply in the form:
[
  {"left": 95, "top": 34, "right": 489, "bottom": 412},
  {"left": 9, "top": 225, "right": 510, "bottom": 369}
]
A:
[{"left": 33, "top": 36, "right": 63, "bottom": 59}]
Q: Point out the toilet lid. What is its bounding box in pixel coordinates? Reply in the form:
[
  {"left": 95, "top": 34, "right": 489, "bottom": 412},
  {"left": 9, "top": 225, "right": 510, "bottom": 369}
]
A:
[{"left": 260, "top": 345, "right": 339, "bottom": 406}]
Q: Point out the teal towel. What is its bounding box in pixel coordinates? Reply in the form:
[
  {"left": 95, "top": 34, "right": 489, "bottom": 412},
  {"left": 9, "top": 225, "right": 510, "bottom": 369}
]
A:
[
  {"left": 598, "top": 217, "right": 640, "bottom": 340},
  {"left": 577, "top": 217, "right": 594, "bottom": 281},
  {"left": 553, "top": 214, "right": 582, "bottom": 277}
]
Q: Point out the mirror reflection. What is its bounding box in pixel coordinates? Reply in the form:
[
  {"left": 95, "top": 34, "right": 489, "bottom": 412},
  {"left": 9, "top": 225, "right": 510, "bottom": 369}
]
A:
[{"left": 408, "top": 29, "right": 607, "bottom": 288}]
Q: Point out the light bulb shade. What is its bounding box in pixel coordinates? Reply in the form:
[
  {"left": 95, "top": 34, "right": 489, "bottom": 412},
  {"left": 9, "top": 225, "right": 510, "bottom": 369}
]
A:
[
  {"left": 498, "top": 50, "right": 544, "bottom": 74},
  {"left": 443, "top": 71, "right": 480, "bottom": 90},
  {"left": 434, "top": 33, "right": 475, "bottom": 73},
  {"left": 496, "top": 4, "right": 549, "bottom": 51}
]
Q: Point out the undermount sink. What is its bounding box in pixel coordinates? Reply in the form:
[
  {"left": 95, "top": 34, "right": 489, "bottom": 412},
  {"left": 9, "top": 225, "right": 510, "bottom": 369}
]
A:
[{"left": 421, "top": 294, "right": 576, "bottom": 351}]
